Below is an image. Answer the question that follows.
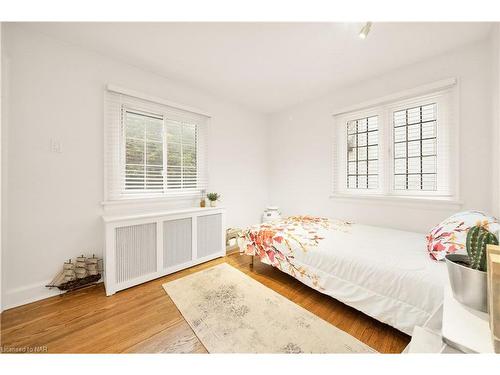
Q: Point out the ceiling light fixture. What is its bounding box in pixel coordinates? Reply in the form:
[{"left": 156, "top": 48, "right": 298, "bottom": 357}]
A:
[{"left": 359, "top": 22, "right": 372, "bottom": 39}]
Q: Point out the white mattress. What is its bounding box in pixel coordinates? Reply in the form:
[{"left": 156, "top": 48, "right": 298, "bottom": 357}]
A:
[
  {"left": 242, "top": 219, "right": 448, "bottom": 335},
  {"left": 289, "top": 224, "right": 448, "bottom": 335}
]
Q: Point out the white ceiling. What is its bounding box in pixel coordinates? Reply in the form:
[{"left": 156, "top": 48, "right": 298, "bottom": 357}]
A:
[{"left": 20, "top": 22, "right": 493, "bottom": 113}]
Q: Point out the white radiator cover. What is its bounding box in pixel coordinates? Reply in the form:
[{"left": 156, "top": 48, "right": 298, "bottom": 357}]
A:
[{"left": 103, "top": 207, "right": 226, "bottom": 295}]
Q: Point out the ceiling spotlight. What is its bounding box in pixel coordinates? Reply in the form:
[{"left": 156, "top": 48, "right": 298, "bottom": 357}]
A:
[{"left": 359, "top": 22, "right": 372, "bottom": 39}]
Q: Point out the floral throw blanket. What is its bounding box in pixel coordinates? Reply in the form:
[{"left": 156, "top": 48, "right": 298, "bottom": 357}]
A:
[{"left": 238, "top": 216, "right": 351, "bottom": 290}]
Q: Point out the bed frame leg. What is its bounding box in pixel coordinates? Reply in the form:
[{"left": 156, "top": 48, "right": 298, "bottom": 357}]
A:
[{"left": 250, "top": 255, "right": 254, "bottom": 269}]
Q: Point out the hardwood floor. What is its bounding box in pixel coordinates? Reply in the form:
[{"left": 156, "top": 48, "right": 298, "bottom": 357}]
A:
[{"left": 0, "top": 253, "right": 410, "bottom": 353}]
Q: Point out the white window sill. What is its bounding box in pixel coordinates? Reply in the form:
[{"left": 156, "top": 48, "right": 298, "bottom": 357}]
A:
[
  {"left": 102, "top": 206, "right": 225, "bottom": 223},
  {"left": 329, "top": 193, "right": 463, "bottom": 210},
  {"left": 101, "top": 194, "right": 200, "bottom": 208}
]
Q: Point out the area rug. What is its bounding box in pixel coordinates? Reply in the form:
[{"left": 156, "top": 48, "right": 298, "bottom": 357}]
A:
[{"left": 162, "top": 263, "right": 374, "bottom": 353}]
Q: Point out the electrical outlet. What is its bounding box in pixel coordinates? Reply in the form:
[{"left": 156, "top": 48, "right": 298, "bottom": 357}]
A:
[{"left": 50, "top": 139, "right": 62, "bottom": 153}]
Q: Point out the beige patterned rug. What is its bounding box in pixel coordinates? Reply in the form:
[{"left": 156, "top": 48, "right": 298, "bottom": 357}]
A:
[{"left": 162, "top": 263, "right": 374, "bottom": 353}]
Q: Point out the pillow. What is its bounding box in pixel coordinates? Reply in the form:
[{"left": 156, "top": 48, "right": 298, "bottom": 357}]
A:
[{"left": 426, "top": 210, "right": 500, "bottom": 261}]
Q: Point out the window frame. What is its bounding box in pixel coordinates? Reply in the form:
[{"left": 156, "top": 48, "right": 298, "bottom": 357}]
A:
[
  {"left": 332, "top": 81, "right": 458, "bottom": 203},
  {"left": 103, "top": 85, "right": 210, "bottom": 205},
  {"left": 119, "top": 105, "right": 204, "bottom": 198}
]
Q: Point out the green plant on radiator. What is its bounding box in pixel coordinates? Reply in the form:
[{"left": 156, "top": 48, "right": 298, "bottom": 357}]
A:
[
  {"left": 466, "top": 225, "right": 499, "bottom": 271},
  {"left": 207, "top": 192, "right": 221, "bottom": 202},
  {"left": 206, "top": 192, "right": 221, "bottom": 207}
]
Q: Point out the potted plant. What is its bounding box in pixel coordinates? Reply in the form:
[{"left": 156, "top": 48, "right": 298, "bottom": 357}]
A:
[
  {"left": 206, "top": 192, "right": 221, "bottom": 207},
  {"left": 445, "top": 225, "right": 499, "bottom": 312}
]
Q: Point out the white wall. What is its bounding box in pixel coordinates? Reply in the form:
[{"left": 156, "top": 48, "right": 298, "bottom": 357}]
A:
[
  {"left": 491, "top": 25, "right": 500, "bottom": 219},
  {"left": 268, "top": 39, "right": 494, "bottom": 233},
  {"left": 0, "top": 22, "right": 3, "bottom": 313},
  {"left": 1, "top": 24, "right": 269, "bottom": 309}
]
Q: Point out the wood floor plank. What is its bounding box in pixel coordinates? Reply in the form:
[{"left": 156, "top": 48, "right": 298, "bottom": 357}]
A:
[
  {"left": 1, "top": 253, "right": 410, "bottom": 353},
  {"left": 123, "top": 319, "right": 207, "bottom": 353}
]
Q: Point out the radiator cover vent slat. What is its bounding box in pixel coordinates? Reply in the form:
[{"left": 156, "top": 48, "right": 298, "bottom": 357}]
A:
[
  {"left": 115, "top": 223, "right": 157, "bottom": 283},
  {"left": 197, "top": 214, "right": 222, "bottom": 259},
  {"left": 163, "top": 218, "right": 192, "bottom": 268}
]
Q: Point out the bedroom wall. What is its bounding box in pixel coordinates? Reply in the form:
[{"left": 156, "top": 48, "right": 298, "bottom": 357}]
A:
[
  {"left": 0, "top": 22, "right": 3, "bottom": 313},
  {"left": 1, "top": 24, "right": 269, "bottom": 309},
  {"left": 267, "top": 38, "right": 494, "bottom": 233},
  {"left": 491, "top": 24, "right": 500, "bottom": 219}
]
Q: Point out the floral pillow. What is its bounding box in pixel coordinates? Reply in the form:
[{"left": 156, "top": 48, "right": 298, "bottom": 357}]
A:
[{"left": 426, "top": 210, "right": 500, "bottom": 261}]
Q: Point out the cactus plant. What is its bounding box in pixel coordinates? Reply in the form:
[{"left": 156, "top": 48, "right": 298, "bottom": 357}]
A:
[{"left": 466, "top": 225, "right": 499, "bottom": 271}]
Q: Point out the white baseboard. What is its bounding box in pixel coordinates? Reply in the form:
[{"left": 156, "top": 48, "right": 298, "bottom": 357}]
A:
[{"left": 4, "top": 280, "right": 61, "bottom": 310}]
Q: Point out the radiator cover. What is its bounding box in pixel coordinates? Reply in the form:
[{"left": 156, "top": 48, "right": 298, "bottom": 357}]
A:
[{"left": 103, "top": 207, "right": 226, "bottom": 295}]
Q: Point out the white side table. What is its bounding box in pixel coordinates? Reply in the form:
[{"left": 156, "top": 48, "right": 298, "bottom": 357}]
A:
[
  {"left": 405, "top": 286, "right": 494, "bottom": 353},
  {"left": 441, "top": 285, "right": 494, "bottom": 353},
  {"left": 406, "top": 326, "right": 447, "bottom": 353},
  {"left": 404, "top": 304, "right": 461, "bottom": 353}
]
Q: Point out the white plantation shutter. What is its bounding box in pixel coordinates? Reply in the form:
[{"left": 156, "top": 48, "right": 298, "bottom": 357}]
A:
[
  {"left": 388, "top": 91, "right": 454, "bottom": 197},
  {"left": 393, "top": 103, "right": 438, "bottom": 191},
  {"left": 105, "top": 89, "right": 209, "bottom": 201},
  {"left": 333, "top": 108, "right": 384, "bottom": 196},
  {"left": 346, "top": 115, "right": 379, "bottom": 190}
]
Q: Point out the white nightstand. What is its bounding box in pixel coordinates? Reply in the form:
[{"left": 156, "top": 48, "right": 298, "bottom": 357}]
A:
[
  {"left": 405, "top": 304, "right": 461, "bottom": 353},
  {"left": 442, "top": 285, "right": 494, "bottom": 353},
  {"left": 405, "top": 286, "right": 494, "bottom": 353}
]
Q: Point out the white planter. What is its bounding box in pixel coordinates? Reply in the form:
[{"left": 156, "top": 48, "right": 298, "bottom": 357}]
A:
[{"left": 209, "top": 201, "right": 217, "bottom": 207}]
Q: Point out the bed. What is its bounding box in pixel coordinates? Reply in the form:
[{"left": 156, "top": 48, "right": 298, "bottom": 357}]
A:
[{"left": 238, "top": 216, "right": 448, "bottom": 335}]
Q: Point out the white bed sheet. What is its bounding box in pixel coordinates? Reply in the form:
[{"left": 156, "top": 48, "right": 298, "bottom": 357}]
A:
[{"left": 251, "top": 222, "right": 448, "bottom": 335}]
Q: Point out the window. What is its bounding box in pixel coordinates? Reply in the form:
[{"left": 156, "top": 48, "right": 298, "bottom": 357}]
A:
[
  {"left": 124, "top": 111, "right": 164, "bottom": 191},
  {"left": 347, "top": 116, "right": 379, "bottom": 189},
  {"left": 105, "top": 87, "right": 209, "bottom": 201},
  {"left": 393, "top": 104, "right": 437, "bottom": 191},
  {"left": 333, "top": 82, "right": 456, "bottom": 201},
  {"left": 165, "top": 119, "right": 198, "bottom": 190}
]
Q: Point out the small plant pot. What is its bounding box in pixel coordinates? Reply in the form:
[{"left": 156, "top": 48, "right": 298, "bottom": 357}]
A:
[
  {"left": 445, "top": 254, "right": 488, "bottom": 312},
  {"left": 209, "top": 200, "right": 216, "bottom": 207}
]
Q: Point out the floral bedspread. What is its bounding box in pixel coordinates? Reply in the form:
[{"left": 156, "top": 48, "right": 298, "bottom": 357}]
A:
[{"left": 238, "top": 216, "right": 351, "bottom": 290}]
